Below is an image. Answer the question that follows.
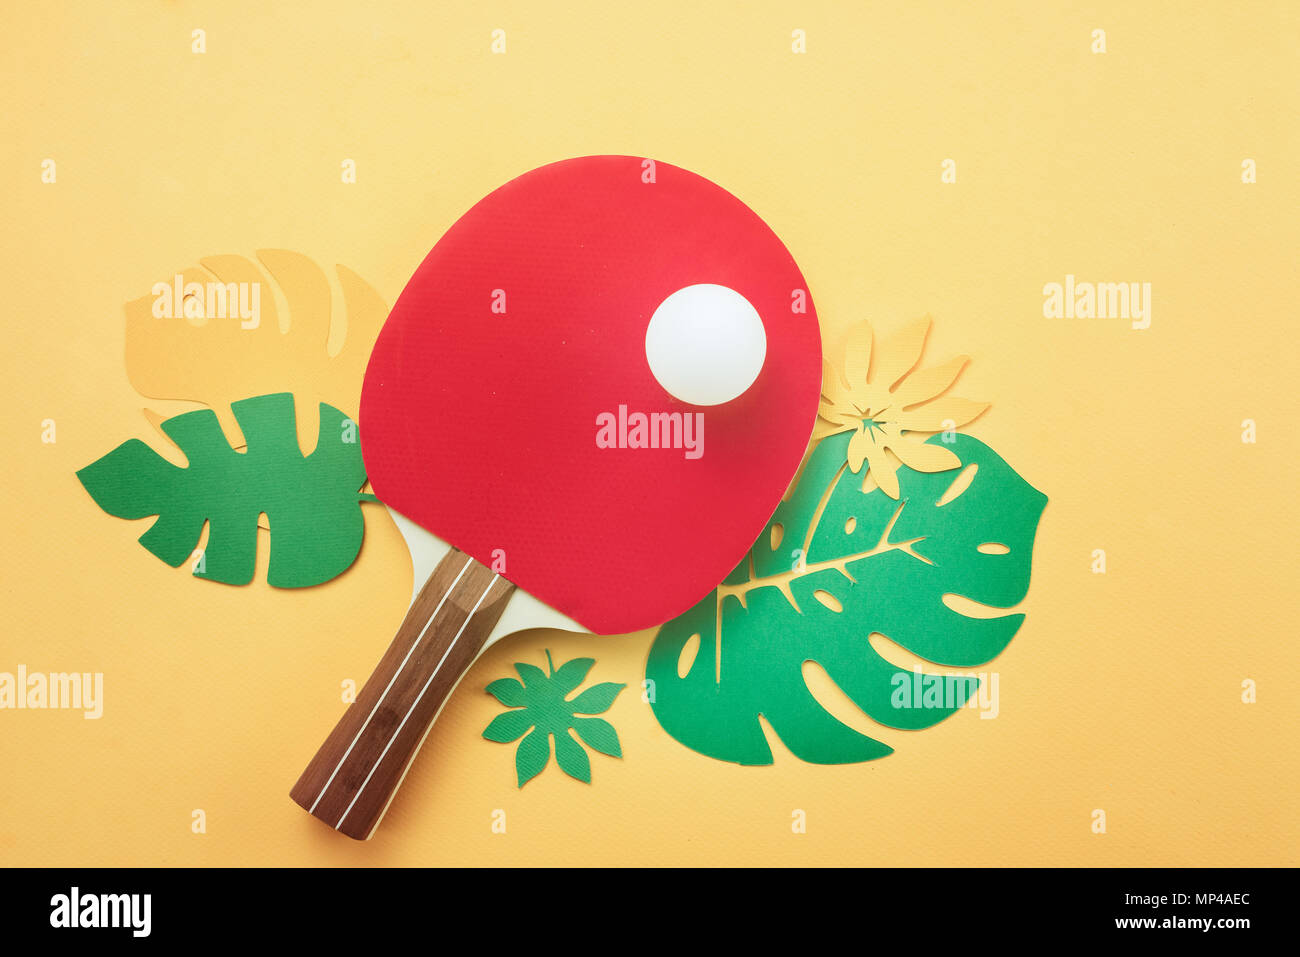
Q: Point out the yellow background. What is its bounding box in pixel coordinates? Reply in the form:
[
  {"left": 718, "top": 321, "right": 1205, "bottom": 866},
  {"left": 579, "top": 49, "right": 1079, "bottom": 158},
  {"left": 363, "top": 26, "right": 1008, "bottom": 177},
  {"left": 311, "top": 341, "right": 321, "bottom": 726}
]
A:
[{"left": 2, "top": 1, "right": 1297, "bottom": 866}]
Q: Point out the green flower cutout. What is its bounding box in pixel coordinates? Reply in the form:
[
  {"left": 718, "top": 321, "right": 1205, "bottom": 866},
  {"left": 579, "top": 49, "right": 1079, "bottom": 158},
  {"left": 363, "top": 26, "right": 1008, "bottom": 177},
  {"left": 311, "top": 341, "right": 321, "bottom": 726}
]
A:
[{"left": 483, "top": 651, "right": 625, "bottom": 787}]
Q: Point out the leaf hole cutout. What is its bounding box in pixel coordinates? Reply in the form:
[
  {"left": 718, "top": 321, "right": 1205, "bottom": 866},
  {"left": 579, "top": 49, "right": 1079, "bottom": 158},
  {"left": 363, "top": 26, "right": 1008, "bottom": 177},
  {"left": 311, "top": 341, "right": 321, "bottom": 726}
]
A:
[
  {"left": 320, "top": 263, "right": 351, "bottom": 359},
  {"left": 935, "top": 464, "right": 978, "bottom": 507},
  {"left": 189, "top": 519, "right": 212, "bottom": 574},
  {"left": 813, "top": 590, "right": 843, "bottom": 613},
  {"left": 800, "top": 660, "right": 893, "bottom": 741},
  {"left": 255, "top": 252, "right": 305, "bottom": 339},
  {"left": 866, "top": 631, "right": 934, "bottom": 672},
  {"left": 976, "top": 542, "right": 1010, "bottom": 555},
  {"left": 770, "top": 523, "right": 784, "bottom": 550},
  {"left": 860, "top": 469, "right": 878, "bottom": 495},
  {"left": 844, "top": 516, "right": 857, "bottom": 535},
  {"left": 942, "top": 593, "right": 1017, "bottom": 619},
  {"left": 253, "top": 518, "right": 272, "bottom": 582},
  {"left": 754, "top": 713, "right": 787, "bottom": 762},
  {"left": 677, "top": 632, "right": 701, "bottom": 679}
]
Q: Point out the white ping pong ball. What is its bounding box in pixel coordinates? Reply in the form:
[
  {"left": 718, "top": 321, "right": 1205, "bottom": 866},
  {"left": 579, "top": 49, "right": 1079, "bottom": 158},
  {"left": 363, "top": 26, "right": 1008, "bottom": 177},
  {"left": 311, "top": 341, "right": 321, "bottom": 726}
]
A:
[{"left": 644, "top": 283, "right": 767, "bottom": 406}]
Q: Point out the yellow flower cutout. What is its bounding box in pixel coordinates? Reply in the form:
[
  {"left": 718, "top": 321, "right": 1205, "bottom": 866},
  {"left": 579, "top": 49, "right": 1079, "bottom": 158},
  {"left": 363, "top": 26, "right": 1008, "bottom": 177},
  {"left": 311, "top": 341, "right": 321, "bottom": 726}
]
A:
[{"left": 813, "top": 317, "right": 989, "bottom": 499}]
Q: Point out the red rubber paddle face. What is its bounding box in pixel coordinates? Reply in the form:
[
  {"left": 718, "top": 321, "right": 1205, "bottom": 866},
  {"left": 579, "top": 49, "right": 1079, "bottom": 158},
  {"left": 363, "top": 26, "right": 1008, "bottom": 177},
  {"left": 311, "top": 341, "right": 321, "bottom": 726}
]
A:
[{"left": 361, "top": 156, "right": 821, "bottom": 634}]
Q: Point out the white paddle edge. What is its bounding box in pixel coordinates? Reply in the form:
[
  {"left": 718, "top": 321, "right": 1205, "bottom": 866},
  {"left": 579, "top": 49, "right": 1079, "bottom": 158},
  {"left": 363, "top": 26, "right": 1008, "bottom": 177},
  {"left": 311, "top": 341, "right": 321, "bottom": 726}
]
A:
[
  {"left": 360, "top": 508, "right": 589, "bottom": 840},
  {"left": 390, "top": 507, "right": 589, "bottom": 646}
]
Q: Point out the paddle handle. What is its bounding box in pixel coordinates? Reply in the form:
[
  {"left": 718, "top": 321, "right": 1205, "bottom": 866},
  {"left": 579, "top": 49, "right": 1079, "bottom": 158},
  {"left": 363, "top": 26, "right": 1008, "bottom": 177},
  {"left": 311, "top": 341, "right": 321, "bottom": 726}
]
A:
[{"left": 290, "top": 548, "right": 515, "bottom": 840}]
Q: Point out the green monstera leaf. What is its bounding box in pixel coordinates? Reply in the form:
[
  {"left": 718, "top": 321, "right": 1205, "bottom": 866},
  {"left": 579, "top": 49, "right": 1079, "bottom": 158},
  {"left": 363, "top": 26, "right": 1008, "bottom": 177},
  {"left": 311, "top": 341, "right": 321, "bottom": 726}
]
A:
[
  {"left": 645, "top": 432, "right": 1047, "bottom": 765},
  {"left": 76, "top": 392, "right": 375, "bottom": 587}
]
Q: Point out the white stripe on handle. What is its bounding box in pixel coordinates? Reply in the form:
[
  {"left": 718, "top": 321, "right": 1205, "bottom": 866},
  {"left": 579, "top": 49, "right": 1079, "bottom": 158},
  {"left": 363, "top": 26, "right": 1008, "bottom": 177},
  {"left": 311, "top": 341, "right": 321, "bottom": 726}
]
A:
[
  {"left": 335, "top": 573, "right": 501, "bottom": 830},
  {"left": 307, "top": 554, "right": 475, "bottom": 813}
]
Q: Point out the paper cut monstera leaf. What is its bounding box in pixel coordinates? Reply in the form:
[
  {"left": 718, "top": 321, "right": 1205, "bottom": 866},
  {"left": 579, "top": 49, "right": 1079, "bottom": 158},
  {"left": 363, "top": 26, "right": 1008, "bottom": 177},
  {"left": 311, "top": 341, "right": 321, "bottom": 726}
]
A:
[
  {"left": 85, "top": 249, "right": 395, "bottom": 586},
  {"left": 645, "top": 432, "right": 1047, "bottom": 765},
  {"left": 77, "top": 393, "right": 375, "bottom": 587},
  {"left": 125, "top": 249, "right": 387, "bottom": 450}
]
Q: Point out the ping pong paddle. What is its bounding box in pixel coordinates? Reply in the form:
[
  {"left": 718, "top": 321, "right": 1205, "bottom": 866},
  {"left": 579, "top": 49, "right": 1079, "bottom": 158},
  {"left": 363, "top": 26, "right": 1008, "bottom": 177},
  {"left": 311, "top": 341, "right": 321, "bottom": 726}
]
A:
[{"left": 290, "top": 155, "right": 821, "bottom": 839}]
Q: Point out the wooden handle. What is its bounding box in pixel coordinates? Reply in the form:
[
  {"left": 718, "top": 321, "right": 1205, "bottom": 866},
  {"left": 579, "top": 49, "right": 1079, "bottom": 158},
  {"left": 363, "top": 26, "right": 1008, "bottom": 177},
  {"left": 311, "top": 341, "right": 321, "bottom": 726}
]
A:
[{"left": 290, "top": 548, "right": 515, "bottom": 840}]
